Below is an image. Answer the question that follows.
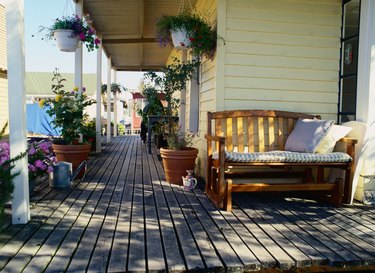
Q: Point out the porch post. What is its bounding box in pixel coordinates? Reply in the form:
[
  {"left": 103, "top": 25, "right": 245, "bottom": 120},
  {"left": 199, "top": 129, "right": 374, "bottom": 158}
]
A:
[
  {"left": 352, "top": 0, "right": 375, "bottom": 202},
  {"left": 113, "top": 69, "right": 118, "bottom": 137},
  {"left": 5, "top": 0, "right": 30, "bottom": 224},
  {"left": 179, "top": 50, "right": 187, "bottom": 132},
  {"left": 75, "top": 0, "right": 83, "bottom": 94},
  {"left": 107, "top": 56, "right": 111, "bottom": 143},
  {"left": 95, "top": 36, "right": 102, "bottom": 153}
]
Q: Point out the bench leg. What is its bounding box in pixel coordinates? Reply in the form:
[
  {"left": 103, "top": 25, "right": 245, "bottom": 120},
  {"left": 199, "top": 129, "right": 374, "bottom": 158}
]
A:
[
  {"left": 343, "top": 167, "right": 352, "bottom": 204},
  {"left": 224, "top": 179, "right": 232, "bottom": 212},
  {"left": 331, "top": 178, "right": 344, "bottom": 207}
]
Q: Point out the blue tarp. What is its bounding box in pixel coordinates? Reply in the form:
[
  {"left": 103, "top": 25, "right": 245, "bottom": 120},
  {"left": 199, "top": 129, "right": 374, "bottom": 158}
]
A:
[{"left": 26, "top": 103, "right": 61, "bottom": 136}]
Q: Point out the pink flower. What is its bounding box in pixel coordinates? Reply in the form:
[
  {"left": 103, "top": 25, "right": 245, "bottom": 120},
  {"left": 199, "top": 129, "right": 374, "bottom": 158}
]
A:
[
  {"left": 94, "top": 38, "right": 101, "bottom": 45},
  {"left": 79, "top": 33, "right": 86, "bottom": 41}
]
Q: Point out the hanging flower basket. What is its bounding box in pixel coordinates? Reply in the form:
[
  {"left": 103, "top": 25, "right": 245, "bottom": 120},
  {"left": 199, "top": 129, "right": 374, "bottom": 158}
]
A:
[
  {"left": 171, "top": 28, "right": 191, "bottom": 49},
  {"left": 53, "top": 29, "right": 80, "bottom": 52}
]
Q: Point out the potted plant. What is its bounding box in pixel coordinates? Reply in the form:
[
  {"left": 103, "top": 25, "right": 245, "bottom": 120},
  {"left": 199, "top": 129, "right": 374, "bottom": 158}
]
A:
[
  {"left": 156, "top": 10, "right": 218, "bottom": 59},
  {"left": 160, "top": 127, "right": 198, "bottom": 184},
  {"left": 0, "top": 123, "right": 26, "bottom": 219},
  {"left": 40, "top": 69, "right": 96, "bottom": 174},
  {"left": 40, "top": 14, "right": 101, "bottom": 52},
  {"left": 144, "top": 58, "right": 199, "bottom": 184},
  {"left": 27, "top": 139, "right": 56, "bottom": 193}
]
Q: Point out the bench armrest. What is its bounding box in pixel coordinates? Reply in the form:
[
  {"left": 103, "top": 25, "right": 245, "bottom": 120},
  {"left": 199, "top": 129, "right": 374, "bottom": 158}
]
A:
[
  {"left": 337, "top": 137, "right": 357, "bottom": 160},
  {"left": 205, "top": 134, "right": 225, "bottom": 142},
  {"left": 338, "top": 137, "right": 358, "bottom": 145}
]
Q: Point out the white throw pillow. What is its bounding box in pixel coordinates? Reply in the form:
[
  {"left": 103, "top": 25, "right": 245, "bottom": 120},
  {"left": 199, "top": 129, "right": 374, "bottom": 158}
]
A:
[
  {"left": 316, "top": 125, "right": 353, "bottom": 154},
  {"left": 285, "top": 118, "right": 334, "bottom": 153}
]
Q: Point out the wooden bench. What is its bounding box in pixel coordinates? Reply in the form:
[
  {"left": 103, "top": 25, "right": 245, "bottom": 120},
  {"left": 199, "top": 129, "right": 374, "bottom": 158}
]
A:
[{"left": 205, "top": 110, "right": 357, "bottom": 211}]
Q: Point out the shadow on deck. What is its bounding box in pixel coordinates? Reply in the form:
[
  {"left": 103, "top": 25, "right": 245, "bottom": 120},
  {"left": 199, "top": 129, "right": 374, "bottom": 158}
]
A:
[{"left": 1, "top": 135, "right": 375, "bottom": 273}]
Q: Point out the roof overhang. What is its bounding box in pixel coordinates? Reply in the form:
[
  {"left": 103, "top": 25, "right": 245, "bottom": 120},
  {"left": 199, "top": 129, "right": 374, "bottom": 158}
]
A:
[{"left": 83, "top": 0, "right": 196, "bottom": 71}]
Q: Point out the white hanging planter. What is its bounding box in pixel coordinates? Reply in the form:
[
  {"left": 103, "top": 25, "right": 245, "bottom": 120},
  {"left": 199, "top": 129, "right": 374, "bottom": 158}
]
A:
[
  {"left": 171, "top": 28, "right": 191, "bottom": 49},
  {"left": 53, "top": 29, "right": 80, "bottom": 52}
]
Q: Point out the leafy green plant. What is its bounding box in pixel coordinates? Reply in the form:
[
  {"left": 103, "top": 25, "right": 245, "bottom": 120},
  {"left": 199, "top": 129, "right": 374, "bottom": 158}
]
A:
[
  {"left": 156, "top": 10, "right": 219, "bottom": 59},
  {"left": 41, "top": 69, "right": 96, "bottom": 145},
  {"left": 138, "top": 86, "right": 165, "bottom": 123},
  {"left": 118, "top": 123, "right": 126, "bottom": 135},
  {"left": 144, "top": 58, "right": 199, "bottom": 149},
  {"left": 166, "top": 125, "right": 196, "bottom": 150},
  {"left": 144, "top": 58, "right": 199, "bottom": 122}
]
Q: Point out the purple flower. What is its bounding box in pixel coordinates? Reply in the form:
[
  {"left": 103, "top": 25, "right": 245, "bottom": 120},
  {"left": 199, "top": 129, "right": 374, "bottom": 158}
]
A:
[
  {"left": 79, "top": 32, "right": 86, "bottom": 41},
  {"left": 94, "top": 38, "right": 101, "bottom": 45},
  {"left": 34, "top": 159, "right": 47, "bottom": 170},
  {"left": 47, "top": 166, "right": 54, "bottom": 173},
  {"left": 28, "top": 146, "right": 36, "bottom": 155},
  {"left": 39, "top": 142, "right": 50, "bottom": 153},
  {"left": 28, "top": 164, "right": 36, "bottom": 172},
  {"left": 82, "top": 87, "right": 86, "bottom": 93}
]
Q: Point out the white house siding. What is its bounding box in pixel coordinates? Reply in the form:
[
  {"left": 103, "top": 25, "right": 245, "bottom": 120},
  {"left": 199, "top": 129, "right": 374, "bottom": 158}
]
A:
[
  {"left": 0, "top": 5, "right": 8, "bottom": 132},
  {"left": 223, "top": 0, "right": 342, "bottom": 121},
  {"left": 194, "top": 0, "right": 217, "bottom": 177}
]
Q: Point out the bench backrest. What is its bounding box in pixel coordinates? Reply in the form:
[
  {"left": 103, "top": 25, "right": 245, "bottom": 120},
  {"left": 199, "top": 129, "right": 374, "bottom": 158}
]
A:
[{"left": 207, "top": 110, "right": 320, "bottom": 153}]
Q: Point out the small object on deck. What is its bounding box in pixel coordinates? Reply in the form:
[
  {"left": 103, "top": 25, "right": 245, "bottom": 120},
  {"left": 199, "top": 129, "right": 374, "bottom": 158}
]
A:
[
  {"left": 361, "top": 174, "right": 375, "bottom": 205},
  {"left": 49, "top": 160, "right": 87, "bottom": 188},
  {"left": 182, "top": 170, "right": 197, "bottom": 190}
]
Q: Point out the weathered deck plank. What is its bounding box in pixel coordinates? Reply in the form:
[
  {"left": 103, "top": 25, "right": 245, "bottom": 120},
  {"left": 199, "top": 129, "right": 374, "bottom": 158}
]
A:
[{"left": 1, "top": 136, "right": 375, "bottom": 273}]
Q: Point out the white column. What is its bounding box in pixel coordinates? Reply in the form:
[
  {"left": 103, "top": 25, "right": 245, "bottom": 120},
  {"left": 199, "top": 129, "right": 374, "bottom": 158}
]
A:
[
  {"left": 75, "top": 0, "right": 83, "bottom": 94},
  {"left": 107, "top": 56, "right": 111, "bottom": 143},
  {"left": 95, "top": 38, "right": 102, "bottom": 153},
  {"left": 351, "top": 0, "right": 375, "bottom": 202},
  {"left": 113, "top": 69, "right": 118, "bottom": 137},
  {"left": 6, "top": 0, "right": 30, "bottom": 224},
  {"left": 179, "top": 50, "right": 187, "bottom": 132}
]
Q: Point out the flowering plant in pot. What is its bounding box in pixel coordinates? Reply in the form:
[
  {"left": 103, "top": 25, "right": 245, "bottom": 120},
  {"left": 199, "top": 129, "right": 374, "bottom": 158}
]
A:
[
  {"left": 40, "top": 14, "right": 101, "bottom": 52},
  {"left": 156, "top": 10, "right": 218, "bottom": 59},
  {"left": 0, "top": 123, "right": 26, "bottom": 219},
  {"left": 27, "top": 139, "right": 56, "bottom": 193},
  {"left": 144, "top": 59, "right": 199, "bottom": 184},
  {"left": 40, "top": 69, "right": 96, "bottom": 174}
]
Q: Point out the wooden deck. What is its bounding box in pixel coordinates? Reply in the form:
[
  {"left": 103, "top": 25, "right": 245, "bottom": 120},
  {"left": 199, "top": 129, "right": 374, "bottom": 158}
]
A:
[{"left": 1, "top": 135, "right": 375, "bottom": 272}]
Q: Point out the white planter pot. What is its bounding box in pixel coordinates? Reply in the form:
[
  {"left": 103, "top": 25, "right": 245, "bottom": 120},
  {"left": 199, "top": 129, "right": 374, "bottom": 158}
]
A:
[
  {"left": 171, "top": 28, "right": 191, "bottom": 49},
  {"left": 53, "top": 29, "right": 80, "bottom": 52}
]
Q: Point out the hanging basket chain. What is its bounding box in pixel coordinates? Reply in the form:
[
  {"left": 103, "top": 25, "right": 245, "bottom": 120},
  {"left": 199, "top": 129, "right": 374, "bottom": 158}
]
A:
[
  {"left": 62, "top": 0, "right": 75, "bottom": 17},
  {"left": 178, "top": 0, "right": 193, "bottom": 14}
]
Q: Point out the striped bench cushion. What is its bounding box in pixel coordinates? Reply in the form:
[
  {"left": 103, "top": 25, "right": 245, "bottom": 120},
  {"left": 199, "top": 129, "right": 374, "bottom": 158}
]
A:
[{"left": 213, "top": 151, "right": 352, "bottom": 163}]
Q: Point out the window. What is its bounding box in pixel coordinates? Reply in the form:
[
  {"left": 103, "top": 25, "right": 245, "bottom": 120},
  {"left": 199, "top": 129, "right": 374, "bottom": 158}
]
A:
[{"left": 338, "top": 0, "right": 361, "bottom": 123}]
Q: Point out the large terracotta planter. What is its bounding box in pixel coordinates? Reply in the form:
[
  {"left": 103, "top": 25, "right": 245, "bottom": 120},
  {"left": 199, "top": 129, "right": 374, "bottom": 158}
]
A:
[
  {"left": 171, "top": 28, "right": 191, "bottom": 49},
  {"left": 53, "top": 29, "right": 80, "bottom": 52},
  {"left": 52, "top": 143, "right": 91, "bottom": 175},
  {"left": 160, "top": 147, "right": 198, "bottom": 185}
]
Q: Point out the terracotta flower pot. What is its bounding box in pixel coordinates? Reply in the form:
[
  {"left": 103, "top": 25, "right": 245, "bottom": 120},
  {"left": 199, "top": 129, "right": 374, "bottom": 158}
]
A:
[
  {"left": 160, "top": 147, "right": 198, "bottom": 185},
  {"left": 53, "top": 29, "right": 80, "bottom": 52},
  {"left": 52, "top": 143, "right": 91, "bottom": 177}
]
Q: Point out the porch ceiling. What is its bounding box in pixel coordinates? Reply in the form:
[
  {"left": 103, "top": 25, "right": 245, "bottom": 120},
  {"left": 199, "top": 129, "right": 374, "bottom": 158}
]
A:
[{"left": 83, "top": 0, "right": 196, "bottom": 71}]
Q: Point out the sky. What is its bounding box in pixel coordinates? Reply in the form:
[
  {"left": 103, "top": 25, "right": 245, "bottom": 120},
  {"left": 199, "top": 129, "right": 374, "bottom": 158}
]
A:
[{"left": 23, "top": 0, "right": 145, "bottom": 90}]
